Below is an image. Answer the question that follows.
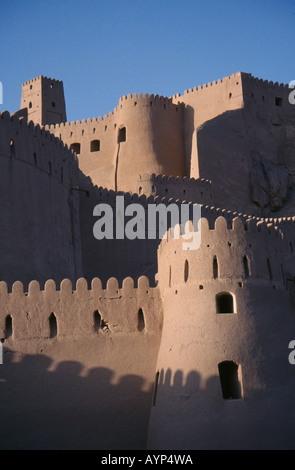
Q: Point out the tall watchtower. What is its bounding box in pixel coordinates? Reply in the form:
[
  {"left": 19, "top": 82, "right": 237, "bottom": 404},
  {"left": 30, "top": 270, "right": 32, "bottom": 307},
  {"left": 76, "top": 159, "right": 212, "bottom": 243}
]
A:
[{"left": 20, "top": 75, "right": 67, "bottom": 126}]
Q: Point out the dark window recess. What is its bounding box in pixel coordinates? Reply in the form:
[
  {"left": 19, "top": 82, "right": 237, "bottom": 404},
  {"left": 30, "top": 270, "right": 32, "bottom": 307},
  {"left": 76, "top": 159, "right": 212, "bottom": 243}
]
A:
[
  {"left": 213, "top": 256, "right": 218, "bottom": 279},
  {"left": 218, "top": 361, "right": 242, "bottom": 399},
  {"left": 5, "top": 315, "right": 12, "bottom": 339},
  {"left": 118, "top": 127, "right": 126, "bottom": 143},
  {"left": 137, "top": 308, "right": 145, "bottom": 332},
  {"left": 184, "top": 260, "right": 189, "bottom": 283},
  {"left": 275, "top": 97, "right": 283, "bottom": 107},
  {"left": 70, "top": 143, "right": 81, "bottom": 155},
  {"left": 216, "top": 293, "right": 234, "bottom": 314},
  {"left": 33, "top": 153, "right": 37, "bottom": 166},
  {"left": 52, "top": 101, "right": 56, "bottom": 108},
  {"left": 243, "top": 255, "right": 250, "bottom": 278},
  {"left": 267, "top": 258, "right": 273, "bottom": 281},
  {"left": 10, "top": 139, "right": 15, "bottom": 152},
  {"left": 93, "top": 310, "right": 101, "bottom": 332},
  {"left": 90, "top": 140, "right": 100, "bottom": 152},
  {"left": 29, "top": 102, "right": 32, "bottom": 108},
  {"left": 49, "top": 313, "right": 57, "bottom": 338}
]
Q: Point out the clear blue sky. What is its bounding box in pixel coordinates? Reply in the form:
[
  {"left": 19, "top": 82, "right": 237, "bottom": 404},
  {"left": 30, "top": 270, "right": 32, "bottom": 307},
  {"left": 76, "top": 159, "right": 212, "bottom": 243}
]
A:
[{"left": 0, "top": 0, "right": 294, "bottom": 122}]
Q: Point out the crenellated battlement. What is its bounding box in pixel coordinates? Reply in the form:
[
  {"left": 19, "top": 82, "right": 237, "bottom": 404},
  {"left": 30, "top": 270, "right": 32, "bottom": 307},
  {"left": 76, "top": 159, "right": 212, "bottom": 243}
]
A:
[
  {"left": 137, "top": 173, "right": 213, "bottom": 204},
  {"left": 171, "top": 72, "right": 244, "bottom": 100},
  {"left": 44, "top": 90, "right": 181, "bottom": 132},
  {"left": 241, "top": 72, "right": 290, "bottom": 89},
  {"left": 157, "top": 215, "right": 292, "bottom": 288},
  {"left": 22, "top": 75, "right": 64, "bottom": 87},
  {"left": 0, "top": 111, "right": 79, "bottom": 181},
  {"left": 0, "top": 275, "right": 162, "bottom": 342}
]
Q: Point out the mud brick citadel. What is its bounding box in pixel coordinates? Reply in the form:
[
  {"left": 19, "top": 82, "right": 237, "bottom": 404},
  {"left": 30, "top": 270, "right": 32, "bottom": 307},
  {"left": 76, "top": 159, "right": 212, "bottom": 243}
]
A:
[{"left": 1, "top": 72, "right": 295, "bottom": 450}]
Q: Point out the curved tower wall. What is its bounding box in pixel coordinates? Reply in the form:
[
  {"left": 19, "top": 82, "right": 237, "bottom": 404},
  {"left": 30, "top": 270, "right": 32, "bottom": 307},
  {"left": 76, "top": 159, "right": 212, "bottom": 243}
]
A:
[
  {"left": 0, "top": 112, "right": 83, "bottom": 289},
  {"left": 148, "top": 216, "right": 295, "bottom": 450},
  {"left": 47, "top": 93, "right": 186, "bottom": 194}
]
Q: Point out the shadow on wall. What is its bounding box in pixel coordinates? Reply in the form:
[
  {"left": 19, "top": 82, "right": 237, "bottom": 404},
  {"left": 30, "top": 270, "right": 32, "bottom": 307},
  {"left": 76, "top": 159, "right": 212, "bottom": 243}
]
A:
[
  {"left": 0, "top": 348, "right": 154, "bottom": 450},
  {"left": 78, "top": 170, "right": 162, "bottom": 287}
]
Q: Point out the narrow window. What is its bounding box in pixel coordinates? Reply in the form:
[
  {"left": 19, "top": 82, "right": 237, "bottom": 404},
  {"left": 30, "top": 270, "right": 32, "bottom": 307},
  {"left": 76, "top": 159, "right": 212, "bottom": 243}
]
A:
[
  {"left": 48, "top": 161, "right": 52, "bottom": 175},
  {"left": 184, "top": 259, "right": 189, "bottom": 283},
  {"left": 137, "top": 308, "right": 145, "bottom": 332},
  {"left": 138, "top": 186, "right": 142, "bottom": 195},
  {"left": 50, "top": 83, "right": 54, "bottom": 89},
  {"left": 29, "top": 102, "right": 32, "bottom": 108},
  {"left": 90, "top": 139, "right": 100, "bottom": 152},
  {"left": 70, "top": 143, "right": 81, "bottom": 155},
  {"left": 218, "top": 361, "right": 242, "bottom": 399},
  {"left": 229, "top": 92, "right": 232, "bottom": 99},
  {"left": 30, "top": 84, "right": 33, "bottom": 90},
  {"left": 118, "top": 126, "right": 126, "bottom": 143},
  {"left": 243, "top": 255, "right": 250, "bottom": 278},
  {"left": 213, "top": 256, "right": 218, "bottom": 279},
  {"left": 49, "top": 313, "right": 57, "bottom": 338},
  {"left": 153, "top": 371, "right": 160, "bottom": 406},
  {"left": 93, "top": 310, "right": 101, "bottom": 332},
  {"left": 5, "top": 315, "right": 12, "bottom": 339},
  {"left": 275, "top": 97, "right": 283, "bottom": 107},
  {"left": 10, "top": 139, "right": 15, "bottom": 152},
  {"left": 33, "top": 152, "right": 37, "bottom": 166},
  {"left": 267, "top": 258, "right": 273, "bottom": 281},
  {"left": 216, "top": 292, "right": 234, "bottom": 314},
  {"left": 52, "top": 101, "right": 56, "bottom": 108},
  {"left": 281, "top": 264, "right": 285, "bottom": 285}
]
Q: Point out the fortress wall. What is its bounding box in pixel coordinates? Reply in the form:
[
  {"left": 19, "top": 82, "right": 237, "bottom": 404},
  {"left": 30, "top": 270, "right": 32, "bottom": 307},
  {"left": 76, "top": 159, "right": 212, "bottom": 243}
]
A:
[
  {"left": 137, "top": 173, "right": 213, "bottom": 204},
  {"left": 173, "top": 72, "right": 244, "bottom": 125},
  {"left": 157, "top": 216, "right": 289, "bottom": 289},
  {"left": 172, "top": 72, "right": 245, "bottom": 177},
  {"left": 240, "top": 74, "right": 295, "bottom": 198},
  {"left": 0, "top": 112, "right": 83, "bottom": 290},
  {"left": 242, "top": 73, "right": 292, "bottom": 118},
  {"left": 21, "top": 76, "right": 67, "bottom": 126},
  {"left": 148, "top": 216, "right": 295, "bottom": 449},
  {"left": 46, "top": 93, "right": 186, "bottom": 193},
  {"left": 184, "top": 73, "right": 295, "bottom": 215},
  {"left": 77, "top": 178, "right": 189, "bottom": 285},
  {"left": 0, "top": 276, "right": 163, "bottom": 450},
  {"left": 77, "top": 176, "right": 269, "bottom": 286}
]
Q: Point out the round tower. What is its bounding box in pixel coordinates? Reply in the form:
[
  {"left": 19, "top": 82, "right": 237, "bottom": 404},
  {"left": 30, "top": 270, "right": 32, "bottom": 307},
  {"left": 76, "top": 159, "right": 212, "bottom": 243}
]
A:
[
  {"left": 114, "top": 94, "right": 186, "bottom": 193},
  {"left": 147, "top": 215, "right": 295, "bottom": 449}
]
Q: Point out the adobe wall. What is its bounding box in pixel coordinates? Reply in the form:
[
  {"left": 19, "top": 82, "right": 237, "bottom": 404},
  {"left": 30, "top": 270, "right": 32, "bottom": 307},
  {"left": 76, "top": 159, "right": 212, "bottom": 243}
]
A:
[
  {"left": 0, "top": 275, "right": 163, "bottom": 450},
  {"left": 148, "top": 216, "right": 295, "bottom": 449},
  {"left": 177, "top": 73, "right": 295, "bottom": 216},
  {"left": 136, "top": 173, "right": 213, "bottom": 205},
  {"left": 0, "top": 111, "right": 83, "bottom": 290},
  {"left": 46, "top": 93, "right": 186, "bottom": 194},
  {"left": 21, "top": 76, "right": 67, "bottom": 126},
  {"left": 172, "top": 72, "right": 245, "bottom": 177},
  {"left": 78, "top": 177, "right": 190, "bottom": 285}
]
